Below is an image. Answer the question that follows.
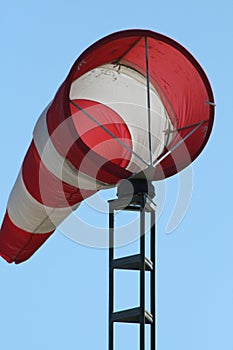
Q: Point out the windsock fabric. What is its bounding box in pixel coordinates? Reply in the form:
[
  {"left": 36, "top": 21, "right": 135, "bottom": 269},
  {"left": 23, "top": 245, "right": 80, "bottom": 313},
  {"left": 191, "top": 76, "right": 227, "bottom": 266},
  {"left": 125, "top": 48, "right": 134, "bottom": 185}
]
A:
[{"left": 0, "top": 30, "right": 214, "bottom": 263}]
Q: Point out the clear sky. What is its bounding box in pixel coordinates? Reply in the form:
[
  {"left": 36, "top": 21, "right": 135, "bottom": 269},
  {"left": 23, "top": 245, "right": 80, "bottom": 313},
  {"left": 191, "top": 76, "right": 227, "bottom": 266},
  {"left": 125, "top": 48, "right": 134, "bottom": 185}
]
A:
[{"left": 0, "top": 1, "right": 232, "bottom": 349}]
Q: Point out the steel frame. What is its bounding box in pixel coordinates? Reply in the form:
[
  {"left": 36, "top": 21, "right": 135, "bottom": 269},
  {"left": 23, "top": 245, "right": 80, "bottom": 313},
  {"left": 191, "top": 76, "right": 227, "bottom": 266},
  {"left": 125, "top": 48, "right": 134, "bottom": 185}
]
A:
[{"left": 108, "top": 191, "right": 156, "bottom": 350}]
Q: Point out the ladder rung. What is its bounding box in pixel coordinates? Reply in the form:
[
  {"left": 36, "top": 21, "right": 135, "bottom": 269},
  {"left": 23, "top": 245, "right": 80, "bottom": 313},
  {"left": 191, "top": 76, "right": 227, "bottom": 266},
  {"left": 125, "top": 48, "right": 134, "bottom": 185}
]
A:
[
  {"left": 112, "top": 254, "right": 153, "bottom": 271},
  {"left": 111, "top": 307, "right": 153, "bottom": 324}
]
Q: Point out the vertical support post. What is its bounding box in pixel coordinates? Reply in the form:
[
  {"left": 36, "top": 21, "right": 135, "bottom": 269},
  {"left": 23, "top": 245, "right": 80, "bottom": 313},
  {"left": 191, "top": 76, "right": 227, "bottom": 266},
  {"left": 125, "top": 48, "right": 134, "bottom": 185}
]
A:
[
  {"left": 140, "top": 200, "right": 146, "bottom": 350},
  {"left": 109, "top": 207, "right": 114, "bottom": 350},
  {"left": 150, "top": 210, "right": 156, "bottom": 350}
]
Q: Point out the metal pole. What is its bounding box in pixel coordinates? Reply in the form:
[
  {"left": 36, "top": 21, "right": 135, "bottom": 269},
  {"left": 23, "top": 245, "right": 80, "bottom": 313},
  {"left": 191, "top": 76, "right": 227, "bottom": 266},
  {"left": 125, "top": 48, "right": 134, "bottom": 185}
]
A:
[
  {"left": 140, "top": 199, "right": 146, "bottom": 350},
  {"left": 150, "top": 210, "right": 156, "bottom": 350},
  {"left": 109, "top": 207, "right": 114, "bottom": 350}
]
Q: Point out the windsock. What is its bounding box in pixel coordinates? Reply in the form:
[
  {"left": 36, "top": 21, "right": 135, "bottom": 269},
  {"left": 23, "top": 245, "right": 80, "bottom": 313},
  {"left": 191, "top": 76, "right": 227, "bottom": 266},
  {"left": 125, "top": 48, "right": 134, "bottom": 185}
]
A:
[{"left": 0, "top": 29, "right": 214, "bottom": 263}]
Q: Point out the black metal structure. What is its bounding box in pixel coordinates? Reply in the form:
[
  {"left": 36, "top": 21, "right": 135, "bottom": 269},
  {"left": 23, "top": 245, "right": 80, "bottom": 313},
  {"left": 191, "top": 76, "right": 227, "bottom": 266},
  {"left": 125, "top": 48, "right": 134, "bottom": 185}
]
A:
[{"left": 108, "top": 179, "right": 156, "bottom": 350}]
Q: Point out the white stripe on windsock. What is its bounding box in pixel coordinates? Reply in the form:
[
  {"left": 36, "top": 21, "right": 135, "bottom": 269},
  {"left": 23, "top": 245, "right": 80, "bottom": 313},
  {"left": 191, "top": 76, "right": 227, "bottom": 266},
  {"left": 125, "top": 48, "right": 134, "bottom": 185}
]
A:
[{"left": 7, "top": 170, "right": 79, "bottom": 234}]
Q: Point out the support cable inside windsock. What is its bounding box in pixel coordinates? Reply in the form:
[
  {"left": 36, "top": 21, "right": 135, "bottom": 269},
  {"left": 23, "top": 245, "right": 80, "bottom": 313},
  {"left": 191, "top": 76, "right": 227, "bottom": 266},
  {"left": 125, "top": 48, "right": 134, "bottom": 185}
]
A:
[
  {"left": 153, "top": 120, "right": 207, "bottom": 167},
  {"left": 145, "top": 36, "right": 153, "bottom": 166}
]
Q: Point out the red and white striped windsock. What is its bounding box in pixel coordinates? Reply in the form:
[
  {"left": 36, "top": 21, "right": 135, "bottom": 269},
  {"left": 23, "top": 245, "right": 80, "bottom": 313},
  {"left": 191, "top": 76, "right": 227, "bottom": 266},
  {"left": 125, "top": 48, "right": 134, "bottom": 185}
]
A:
[{"left": 0, "top": 30, "right": 214, "bottom": 263}]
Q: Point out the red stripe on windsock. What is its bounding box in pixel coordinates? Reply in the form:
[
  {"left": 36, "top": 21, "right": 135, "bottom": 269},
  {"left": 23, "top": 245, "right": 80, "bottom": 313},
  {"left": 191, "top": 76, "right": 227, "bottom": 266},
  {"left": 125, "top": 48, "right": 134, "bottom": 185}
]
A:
[
  {"left": 46, "top": 95, "right": 132, "bottom": 184},
  {"left": 22, "top": 141, "right": 96, "bottom": 208},
  {"left": 70, "top": 99, "right": 132, "bottom": 169},
  {"left": 0, "top": 212, "right": 53, "bottom": 264}
]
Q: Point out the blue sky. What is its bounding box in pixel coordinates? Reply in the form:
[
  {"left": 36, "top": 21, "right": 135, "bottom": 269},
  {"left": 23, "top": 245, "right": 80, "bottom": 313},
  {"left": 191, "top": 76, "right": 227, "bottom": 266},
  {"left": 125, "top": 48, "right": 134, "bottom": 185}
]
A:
[{"left": 0, "top": 1, "right": 232, "bottom": 349}]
